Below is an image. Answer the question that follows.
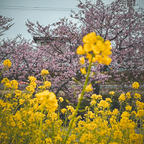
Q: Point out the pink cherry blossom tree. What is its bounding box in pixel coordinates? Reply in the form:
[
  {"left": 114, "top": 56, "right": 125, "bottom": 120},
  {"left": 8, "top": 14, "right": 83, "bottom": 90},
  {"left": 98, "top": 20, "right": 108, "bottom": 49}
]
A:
[
  {"left": 26, "top": 0, "right": 144, "bottom": 86},
  {"left": 0, "top": 36, "right": 44, "bottom": 80},
  {"left": 70, "top": 0, "right": 144, "bottom": 84},
  {"left": 0, "top": 15, "right": 13, "bottom": 37},
  {"left": 1, "top": 0, "right": 144, "bottom": 103},
  {"left": 26, "top": 19, "right": 83, "bottom": 102},
  {"left": 26, "top": 16, "right": 111, "bottom": 102}
]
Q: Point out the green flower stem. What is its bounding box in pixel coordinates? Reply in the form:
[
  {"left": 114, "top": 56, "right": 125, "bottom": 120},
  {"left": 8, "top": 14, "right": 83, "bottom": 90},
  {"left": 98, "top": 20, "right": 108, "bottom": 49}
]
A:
[
  {"left": 62, "top": 58, "right": 93, "bottom": 144},
  {"left": 57, "top": 102, "right": 60, "bottom": 120},
  {"left": 39, "top": 109, "right": 44, "bottom": 138},
  {"left": 1, "top": 86, "right": 6, "bottom": 100}
]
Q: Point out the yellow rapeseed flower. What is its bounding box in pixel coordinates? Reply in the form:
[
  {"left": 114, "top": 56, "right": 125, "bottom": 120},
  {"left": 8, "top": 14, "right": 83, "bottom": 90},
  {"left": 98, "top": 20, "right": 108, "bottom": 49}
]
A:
[
  {"left": 109, "top": 91, "right": 115, "bottom": 95},
  {"left": 125, "top": 105, "right": 132, "bottom": 111},
  {"left": 132, "top": 82, "right": 140, "bottom": 89},
  {"left": 79, "top": 57, "right": 85, "bottom": 65},
  {"left": 59, "top": 97, "right": 64, "bottom": 102},
  {"left": 1, "top": 78, "right": 9, "bottom": 84},
  {"left": 105, "top": 98, "right": 112, "bottom": 103},
  {"left": 85, "top": 84, "right": 93, "bottom": 92},
  {"left": 5, "top": 93, "right": 11, "bottom": 98},
  {"left": 35, "top": 90, "right": 58, "bottom": 112},
  {"left": 28, "top": 76, "right": 36, "bottom": 82},
  {"left": 129, "top": 133, "right": 143, "bottom": 144},
  {"left": 98, "top": 100, "right": 110, "bottom": 109},
  {"left": 112, "top": 108, "right": 119, "bottom": 115},
  {"left": 61, "top": 108, "right": 67, "bottom": 114},
  {"left": 45, "top": 138, "right": 52, "bottom": 144},
  {"left": 19, "top": 99, "right": 25, "bottom": 105},
  {"left": 90, "top": 99, "right": 96, "bottom": 105},
  {"left": 91, "top": 94, "right": 102, "bottom": 100},
  {"left": 66, "top": 106, "right": 75, "bottom": 113},
  {"left": 136, "top": 100, "right": 144, "bottom": 110},
  {"left": 121, "top": 111, "right": 130, "bottom": 118},
  {"left": 118, "top": 93, "right": 126, "bottom": 103},
  {"left": 136, "top": 110, "right": 144, "bottom": 118},
  {"left": 54, "top": 134, "right": 62, "bottom": 143},
  {"left": 83, "top": 32, "right": 98, "bottom": 44},
  {"left": 126, "top": 92, "right": 131, "bottom": 99},
  {"left": 80, "top": 67, "right": 87, "bottom": 75},
  {"left": 134, "top": 93, "right": 141, "bottom": 99},
  {"left": 44, "top": 81, "right": 51, "bottom": 88},
  {"left": 3, "top": 59, "right": 12, "bottom": 68},
  {"left": 26, "top": 85, "right": 35, "bottom": 93},
  {"left": 30, "top": 82, "right": 37, "bottom": 88},
  {"left": 11, "top": 80, "right": 18, "bottom": 89},
  {"left": 113, "top": 130, "right": 123, "bottom": 140},
  {"left": 76, "top": 45, "right": 85, "bottom": 55},
  {"left": 76, "top": 32, "right": 112, "bottom": 65},
  {"left": 41, "top": 69, "right": 49, "bottom": 76},
  {"left": 5, "top": 82, "right": 11, "bottom": 88},
  {"left": 87, "top": 111, "right": 95, "bottom": 119},
  {"left": 15, "top": 90, "right": 22, "bottom": 96}
]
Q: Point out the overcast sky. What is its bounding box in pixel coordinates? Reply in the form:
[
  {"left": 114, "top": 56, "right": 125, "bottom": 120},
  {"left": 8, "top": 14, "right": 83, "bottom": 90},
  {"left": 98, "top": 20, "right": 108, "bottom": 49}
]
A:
[{"left": 0, "top": 0, "right": 144, "bottom": 40}]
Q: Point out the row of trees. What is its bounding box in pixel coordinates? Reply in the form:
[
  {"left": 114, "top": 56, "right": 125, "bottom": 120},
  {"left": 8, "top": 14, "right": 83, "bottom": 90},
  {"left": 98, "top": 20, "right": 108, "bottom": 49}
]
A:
[{"left": 0, "top": 0, "right": 144, "bottom": 102}]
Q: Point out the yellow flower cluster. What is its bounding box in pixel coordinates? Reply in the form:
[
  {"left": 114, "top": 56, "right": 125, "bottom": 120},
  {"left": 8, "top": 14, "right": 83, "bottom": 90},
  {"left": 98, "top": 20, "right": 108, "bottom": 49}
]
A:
[
  {"left": 1, "top": 78, "right": 18, "bottom": 89},
  {"left": 79, "top": 56, "right": 85, "bottom": 65},
  {"left": 38, "top": 80, "right": 51, "bottom": 90},
  {"left": 61, "top": 108, "right": 67, "bottom": 114},
  {"left": 109, "top": 91, "right": 115, "bottom": 95},
  {"left": 118, "top": 93, "right": 126, "bottom": 103},
  {"left": 35, "top": 90, "right": 58, "bottom": 112},
  {"left": 0, "top": 71, "right": 61, "bottom": 144},
  {"left": 132, "top": 81, "right": 140, "bottom": 89},
  {"left": 0, "top": 77, "right": 144, "bottom": 144},
  {"left": 41, "top": 69, "right": 49, "bottom": 76},
  {"left": 59, "top": 97, "right": 64, "bottom": 102},
  {"left": 98, "top": 100, "right": 110, "bottom": 109},
  {"left": 85, "top": 83, "right": 93, "bottom": 92},
  {"left": 77, "top": 32, "right": 112, "bottom": 65},
  {"left": 3, "top": 59, "right": 12, "bottom": 68},
  {"left": 80, "top": 67, "right": 86, "bottom": 75},
  {"left": 28, "top": 76, "right": 36, "bottom": 82}
]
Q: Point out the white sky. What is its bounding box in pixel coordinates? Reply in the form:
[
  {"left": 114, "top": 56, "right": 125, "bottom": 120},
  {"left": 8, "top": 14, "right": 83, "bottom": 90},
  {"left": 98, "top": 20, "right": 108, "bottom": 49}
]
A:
[{"left": 0, "top": 0, "right": 143, "bottom": 40}]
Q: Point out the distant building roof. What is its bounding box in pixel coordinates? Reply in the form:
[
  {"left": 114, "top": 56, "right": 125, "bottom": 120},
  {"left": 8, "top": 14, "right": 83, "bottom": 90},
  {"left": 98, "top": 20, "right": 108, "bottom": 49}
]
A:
[
  {"left": 33, "top": 36, "right": 69, "bottom": 46},
  {"left": 33, "top": 36, "right": 68, "bottom": 42}
]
